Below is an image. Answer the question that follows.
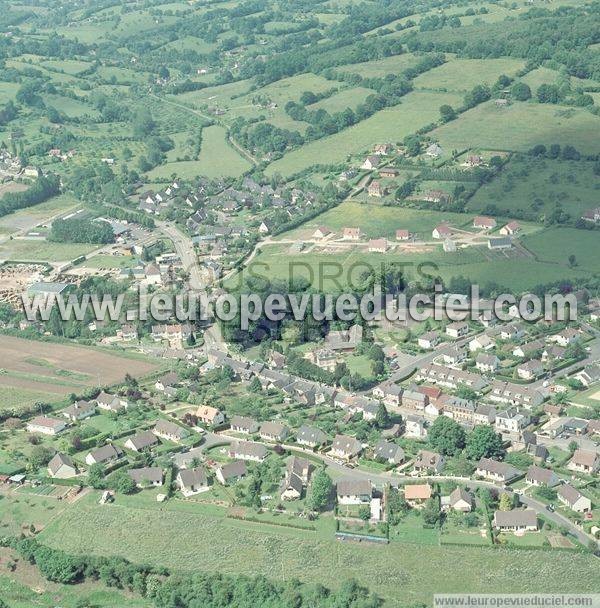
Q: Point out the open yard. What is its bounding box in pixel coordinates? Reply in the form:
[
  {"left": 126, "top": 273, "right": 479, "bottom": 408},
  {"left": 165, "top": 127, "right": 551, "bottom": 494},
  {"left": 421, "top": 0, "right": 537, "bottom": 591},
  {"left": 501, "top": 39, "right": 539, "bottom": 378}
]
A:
[{"left": 37, "top": 493, "right": 600, "bottom": 608}]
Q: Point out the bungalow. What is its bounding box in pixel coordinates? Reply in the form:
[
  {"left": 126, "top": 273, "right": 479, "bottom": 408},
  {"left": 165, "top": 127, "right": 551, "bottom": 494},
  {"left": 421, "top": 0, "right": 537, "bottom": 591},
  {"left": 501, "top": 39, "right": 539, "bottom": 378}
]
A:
[
  {"left": 418, "top": 331, "right": 441, "bottom": 350},
  {"left": 337, "top": 478, "right": 372, "bottom": 505},
  {"left": 422, "top": 189, "right": 449, "bottom": 203},
  {"left": 380, "top": 167, "right": 399, "bottom": 178},
  {"left": 404, "top": 483, "right": 432, "bottom": 506},
  {"left": 361, "top": 155, "right": 380, "bottom": 170},
  {"left": 493, "top": 509, "right": 538, "bottom": 532},
  {"left": 526, "top": 465, "right": 559, "bottom": 487},
  {"left": 517, "top": 359, "right": 544, "bottom": 381},
  {"left": 513, "top": 339, "right": 545, "bottom": 358},
  {"left": 469, "top": 335, "right": 494, "bottom": 352},
  {"left": 413, "top": 450, "right": 445, "bottom": 474},
  {"left": 195, "top": 405, "right": 225, "bottom": 426},
  {"left": 425, "top": 143, "right": 442, "bottom": 158},
  {"left": 476, "top": 458, "right": 521, "bottom": 483},
  {"left": 557, "top": 484, "right": 592, "bottom": 513},
  {"left": 405, "top": 415, "right": 427, "bottom": 439},
  {"left": 96, "top": 391, "right": 127, "bottom": 412},
  {"left": 330, "top": 434, "right": 362, "bottom": 460},
  {"left": 549, "top": 328, "right": 581, "bottom": 347},
  {"left": 574, "top": 364, "right": 600, "bottom": 387},
  {"left": 280, "top": 470, "right": 304, "bottom": 501},
  {"left": 396, "top": 229, "right": 411, "bottom": 241},
  {"left": 473, "top": 216, "right": 497, "bottom": 230},
  {"left": 155, "top": 372, "right": 180, "bottom": 392},
  {"left": 488, "top": 237, "right": 512, "bottom": 250},
  {"left": 27, "top": 416, "right": 66, "bottom": 436},
  {"left": 368, "top": 238, "right": 388, "bottom": 253},
  {"left": 62, "top": 400, "right": 95, "bottom": 422},
  {"left": 448, "top": 487, "right": 473, "bottom": 512},
  {"left": 296, "top": 425, "right": 328, "bottom": 448},
  {"left": 446, "top": 321, "right": 469, "bottom": 338},
  {"left": 47, "top": 453, "right": 77, "bottom": 479},
  {"left": 342, "top": 227, "right": 362, "bottom": 241},
  {"left": 229, "top": 441, "right": 268, "bottom": 462},
  {"left": 373, "top": 440, "right": 405, "bottom": 465},
  {"left": 541, "top": 345, "right": 566, "bottom": 363},
  {"left": 500, "top": 221, "right": 520, "bottom": 236},
  {"left": 153, "top": 419, "right": 189, "bottom": 443},
  {"left": 259, "top": 421, "right": 289, "bottom": 442},
  {"left": 432, "top": 224, "right": 452, "bottom": 240},
  {"left": 568, "top": 449, "right": 600, "bottom": 474},
  {"left": 176, "top": 466, "right": 209, "bottom": 497},
  {"left": 216, "top": 460, "right": 247, "bottom": 485},
  {"left": 124, "top": 430, "right": 159, "bottom": 452},
  {"left": 85, "top": 444, "right": 123, "bottom": 466},
  {"left": 312, "top": 226, "right": 332, "bottom": 240},
  {"left": 474, "top": 352, "right": 500, "bottom": 374},
  {"left": 368, "top": 180, "right": 385, "bottom": 197},
  {"left": 230, "top": 415, "right": 259, "bottom": 435},
  {"left": 128, "top": 467, "right": 163, "bottom": 488}
]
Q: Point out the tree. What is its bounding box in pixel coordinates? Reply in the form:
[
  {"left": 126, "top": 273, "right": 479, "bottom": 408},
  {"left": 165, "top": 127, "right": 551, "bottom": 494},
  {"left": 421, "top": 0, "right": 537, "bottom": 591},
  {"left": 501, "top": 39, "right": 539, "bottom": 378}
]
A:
[
  {"left": 306, "top": 468, "right": 332, "bottom": 511},
  {"left": 439, "top": 104, "right": 456, "bottom": 122},
  {"left": 375, "top": 403, "right": 390, "bottom": 429},
  {"left": 498, "top": 493, "right": 513, "bottom": 511},
  {"left": 421, "top": 498, "right": 439, "bottom": 525},
  {"left": 568, "top": 254, "right": 577, "bottom": 268},
  {"left": 114, "top": 471, "right": 136, "bottom": 494},
  {"left": 87, "top": 463, "right": 105, "bottom": 489},
  {"left": 465, "top": 425, "right": 505, "bottom": 461},
  {"left": 428, "top": 416, "right": 466, "bottom": 456},
  {"left": 358, "top": 505, "right": 371, "bottom": 521},
  {"left": 29, "top": 445, "right": 54, "bottom": 469},
  {"left": 511, "top": 82, "right": 531, "bottom": 101}
]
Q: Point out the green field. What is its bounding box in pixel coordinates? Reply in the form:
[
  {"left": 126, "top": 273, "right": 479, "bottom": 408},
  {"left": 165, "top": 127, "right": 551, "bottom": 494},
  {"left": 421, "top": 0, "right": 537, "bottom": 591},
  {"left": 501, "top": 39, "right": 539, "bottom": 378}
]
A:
[
  {"left": 413, "top": 58, "right": 526, "bottom": 92},
  {"left": 38, "top": 495, "right": 600, "bottom": 607},
  {"left": 431, "top": 101, "right": 600, "bottom": 155},
  {"left": 337, "top": 53, "right": 425, "bottom": 78},
  {"left": 265, "top": 90, "right": 463, "bottom": 176},
  {"left": 0, "top": 239, "right": 97, "bottom": 262},
  {"left": 308, "top": 86, "right": 375, "bottom": 112},
  {"left": 0, "top": 386, "right": 50, "bottom": 414}
]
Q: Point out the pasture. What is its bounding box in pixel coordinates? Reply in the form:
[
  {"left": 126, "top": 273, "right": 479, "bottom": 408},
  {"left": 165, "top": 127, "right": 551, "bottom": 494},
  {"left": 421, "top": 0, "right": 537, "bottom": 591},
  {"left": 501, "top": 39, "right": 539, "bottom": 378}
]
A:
[
  {"left": 431, "top": 101, "right": 600, "bottom": 155},
  {"left": 265, "top": 90, "right": 463, "bottom": 176},
  {"left": 337, "top": 53, "right": 425, "bottom": 78},
  {"left": 38, "top": 495, "right": 600, "bottom": 608},
  {"left": 0, "top": 239, "right": 97, "bottom": 262}
]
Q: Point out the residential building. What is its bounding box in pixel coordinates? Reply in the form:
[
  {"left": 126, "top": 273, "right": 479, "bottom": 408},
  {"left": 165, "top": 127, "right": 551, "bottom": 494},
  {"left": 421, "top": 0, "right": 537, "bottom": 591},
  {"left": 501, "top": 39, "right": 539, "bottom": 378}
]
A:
[
  {"left": 259, "top": 421, "right": 289, "bottom": 442},
  {"left": 568, "top": 449, "right": 599, "bottom": 474},
  {"left": 229, "top": 441, "right": 268, "bottom": 462},
  {"left": 216, "top": 461, "right": 247, "bottom": 485},
  {"left": 404, "top": 483, "right": 432, "bottom": 507},
  {"left": 413, "top": 450, "right": 445, "bottom": 474},
  {"left": 336, "top": 478, "right": 372, "bottom": 505},
  {"left": 128, "top": 467, "right": 163, "bottom": 488},
  {"left": 476, "top": 353, "right": 500, "bottom": 373},
  {"left": 124, "top": 430, "right": 159, "bottom": 452},
  {"left": 330, "top": 434, "right": 362, "bottom": 460},
  {"left": 85, "top": 444, "right": 123, "bottom": 466},
  {"left": 418, "top": 331, "right": 441, "bottom": 350},
  {"left": 493, "top": 509, "right": 538, "bottom": 532},
  {"left": 557, "top": 484, "right": 592, "bottom": 513},
  {"left": 195, "top": 405, "right": 225, "bottom": 426},
  {"left": 525, "top": 465, "right": 559, "bottom": 487},
  {"left": 26, "top": 416, "right": 66, "bottom": 436},
  {"left": 176, "top": 466, "right": 209, "bottom": 497},
  {"left": 446, "top": 321, "right": 469, "bottom": 338},
  {"left": 495, "top": 409, "right": 530, "bottom": 434},
  {"left": 153, "top": 419, "right": 189, "bottom": 443},
  {"left": 62, "top": 400, "right": 95, "bottom": 422},
  {"left": 296, "top": 425, "right": 328, "bottom": 448},
  {"left": 47, "top": 453, "right": 77, "bottom": 479},
  {"left": 230, "top": 415, "right": 259, "bottom": 435},
  {"left": 373, "top": 440, "right": 405, "bottom": 465},
  {"left": 475, "top": 458, "right": 521, "bottom": 483}
]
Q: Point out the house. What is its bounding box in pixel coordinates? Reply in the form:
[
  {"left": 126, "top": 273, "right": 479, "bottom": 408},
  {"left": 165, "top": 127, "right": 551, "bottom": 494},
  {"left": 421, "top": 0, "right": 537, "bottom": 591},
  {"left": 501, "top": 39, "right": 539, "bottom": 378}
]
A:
[
  {"left": 418, "top": 331, "right": 441, "bottom": 350},
  {"left": 330, "top": 434, "right": 362, "bottom": 460},
  {"left": 475, "top": 353, "right": 500, "bottom": 373},
  {"left": 325, "top": 324, "right": 363, "bottom": 352},
  {"left": 373, "top": 143, "right": 392, "bottom": 155},
  {"left": 309, "top": 347, "right": 339, "bottom": 371},
  {"left": 96, "top": 391, "right": 127, "bottom": 412},
  {"left": 280, "top": 470, "right": 304, "bottom": 501},
  {"left": 473, "top": 216, "right": 497, "bottom": 230},
  {"left": 368, "top": 180, "right": 385, "bottom": 197},
  {"left": 543, "top": 403, "right": 563, "bottom": 419},
  {"left": 446, "top": 321, "right": 469, "bottom": 338},
  {"left": 425, "top": 143, "right": 442, "bottom": 158},
  {"left": 402, "top": 389, "right": 428, "bottom": 410},
  {"left": 422, "top": 189, "right": 449, "bottom": 203},
  {"left": 373, "top": 440, "right": 405, "bottom": 465},
  {"left": 517, "top": 360, "right": 544, "bottom": 381},
  {"left": 380, "top": 167, "right": 399, "bottom": 178},
  {"left": 414, "top": 450, "right": 445, "bottom": 474},
  {"left": 513, "top": 339, "right": 545, "bottom": 358},
  {"left": 549, "top": 328, "right": 581, "bottom": 347},
  {"left": 500, "top": 221, "right": 520, "bottom": 236},
  {"left": 396, "top": 229, "right": 411, "bottom": 241},
  {"left": 153, "top": 419, "right": 189, "bottom": 442},
  {"left": 465, "top": 154, "right": 483, "bottom": 167},
  {"left": 287, "top": 456, "right": 311, "bottom": 484},
  {"left": 27, "top": 416, "right": 66, "bottom": 436},
  {"left": 441, "top": 396, "right": 475, "bottom": 424},
  {"left": 296, "top": 425, "right": 328, "bottom": 448},
  {"left": 176, "top": 466, "right": 209, "bottom": 497},
  {"left": 342, "top": 227, "right": 361, "bottom": 241},
  {"left": 404, "top": 483, "right": 432, "bottom": 506},
  {"left": 495, "top": 409, "right": 530, "bottom": 434},
  {"left": 448, "top": 487, "right": 473, "bottom": 512},
  {"left": 425, "top": 400, "right": 444, "bottom": 418},
  {"left": 469, "top": 335, "right": 494, "bottom": 352},
  {"left": 488, "top": 237, "right": 512, "bottom": 250},
  {"left": 85, "top": 444, "right": 123, "bottom": 466},
  {"left": 47, "top": 453, "right": 77, "bottom": 479},
  {"left": 368, "top": 238, "right": 388, "bottom": 253},
  {"left": 557, "top": 484, "right": 592, "bottom": 513},
  {"left": 443, "top": 238, "right": 457, "bottom": 253},
  {"left": 405, "top": 415, "right": 427, "bottom": 438},
  {"left": 362, "top": 155, "right": 380, "bottom": 170},
  {"left": 336, "top": 478, "right": 372, "bottom": 505},
  {"left": 155, "top": 372, "right": 180, "bottom": 392},
  {"left": 195, "top": 405, "right": 225, "bottom": 426},
  {"left": 443, "top": 345, "right": 467, "bottom": 365},
  {"left": 259, "top": 421, "right": 289, "bottom": 442},
  {"left": 581, "top": 207, "right": 600, "bottom": 223},
  {"left": 500, "top": 324, "right": 525, "bottom": 341},
  {"left": 62, "top": 400, "right": 95, "bottom": 422},
  {"left": 230, "top": 415, "right": 259, "bottom": 435},
  {"left": 493, "top": 509, "right": 538, "bottom": 532},
  {"left": 312, "top": 226, "right": 332, "bottom": 240},
  {"left": 259, "top": 220, "right": 273, "bottom": 234},
  {"left": 216, "top": 461, "right": 247, "bottom": 485},
  {"left": 128, "top": 467, "right": 163, "bottom": 488},
  {"left": 489, "top": 382, "right": 544, "bottom": 409},
  {"left": 124, "top": 430, "right": 159, "bottom": 452},
  {"left": 473, "top": 405, "right": 496, "bottom": 426},
  {"left": 372, "top": 382, "right": 403, "bottom": 407},
  {"left": 542, "top": 345, "right": 566, "bottom": 363},
  {"left": 229, "top": 441, "right": 268, "bottom": 462},
  {"left": 568, "top": 449, "right": 599, "bottom": 474},
  {"left": 526, "top": 465, "right": 559, "bottom": 487},
  {"left": 432, "top": 224, "right": 452, "bottom": 239},
  {"left": 417, "top": 364, "right": 488, "bottom": 392},
  {"left": 475, "top": 458, "right": 521, "bottom": 483}
]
